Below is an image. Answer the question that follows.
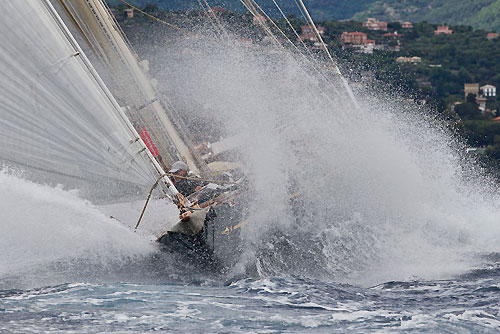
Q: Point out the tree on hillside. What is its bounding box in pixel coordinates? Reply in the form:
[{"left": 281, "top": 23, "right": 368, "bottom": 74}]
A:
[{"left": 455, "top": 94, "right": 481, "bottom": 120}]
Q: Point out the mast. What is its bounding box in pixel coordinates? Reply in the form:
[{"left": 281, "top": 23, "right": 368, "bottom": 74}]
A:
[
  {"left": 54, "top": 0, "right": 212, "bottom": 177},
  {"left": 42, "top": 0, "right": 180, "bottom": 198}
]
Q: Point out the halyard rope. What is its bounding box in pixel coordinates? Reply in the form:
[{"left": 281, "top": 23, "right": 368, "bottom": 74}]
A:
[
  {"left": 114, "top": 0, "right": 188, "bottom": 32},
  {"left": 134, "top": 173, "right": 239, "bottom": 230}
]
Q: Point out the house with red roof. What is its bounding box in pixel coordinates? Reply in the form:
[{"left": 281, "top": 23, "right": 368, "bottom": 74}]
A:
[
  {"left": 434, "top": 25, "right": 452, "bottom": 35},
  {"left": 299, "top": 25, "right": 325, "bottom": 42},
  {"left": 486, "top": 33, "right": 499, "bottom": 40},
  {"left": 341, "top": 32, "right": 367, "bottom": 45},
  {"left": 362, "top": 18, "right": 387, "bottom": 31},
  {"left": 401, "top": 22, "right": 413, "bottom": 29}
]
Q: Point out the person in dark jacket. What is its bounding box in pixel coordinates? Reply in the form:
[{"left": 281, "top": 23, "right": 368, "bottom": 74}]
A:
[{"left": 168, "top": 160, "right": 203, "bottom": 196}]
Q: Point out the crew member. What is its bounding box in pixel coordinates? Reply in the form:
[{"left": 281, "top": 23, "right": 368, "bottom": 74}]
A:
[{"left": 168, "top": 160, "right": 204, "bottom": 197}]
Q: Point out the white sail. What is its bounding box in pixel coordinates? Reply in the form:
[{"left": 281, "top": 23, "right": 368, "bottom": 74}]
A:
[
  {"left": 53, "top": 0, "right": 211, "bottom": 177},
  {"left": 0, "top": 0, "right": 166, "bottom": 202}
]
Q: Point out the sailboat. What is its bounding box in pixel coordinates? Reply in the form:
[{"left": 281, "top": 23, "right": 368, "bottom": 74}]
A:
[
  {"left": 2, "top": 0, "right": 352, "bottom": 270},
  {"left": 1, "top": 0, "right": 249, "bottom": 270}
]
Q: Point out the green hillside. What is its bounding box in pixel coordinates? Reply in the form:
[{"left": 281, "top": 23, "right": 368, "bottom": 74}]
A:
[
  {"left": 108, "top": 0, "right": 500, "bottom": 32},
  {"left": 353, "top": 0, "right": 500, "bottom": 33},
  {"left": 107, "top": 0, "right": 377, "bottom": 20},
  {"left": 303, "top": 0, "right": 377, "bottom": 20}
]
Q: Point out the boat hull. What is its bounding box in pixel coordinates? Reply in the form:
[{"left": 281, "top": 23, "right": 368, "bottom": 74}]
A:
[{"left": 157, "top": 203, "right": 245, "bottom": 270}]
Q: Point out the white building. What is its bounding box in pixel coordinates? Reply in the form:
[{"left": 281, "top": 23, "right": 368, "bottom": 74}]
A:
[{"left": 481, "top": 84, "right": 496, "bottom": 97}]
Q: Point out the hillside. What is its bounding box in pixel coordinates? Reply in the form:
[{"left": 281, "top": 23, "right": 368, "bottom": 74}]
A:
[
  {"left": 353, "top": 0, "right": 500, "bottom": 33},
  {"left": 112, "top": 0, "right": 500, "bottom": 32},
  {"left": 107, "top": 0, "right": 377, "bottom": 20}
]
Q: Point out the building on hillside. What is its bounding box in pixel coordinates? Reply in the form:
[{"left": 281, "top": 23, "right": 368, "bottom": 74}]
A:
[
  {"left": 477, "top": 96, "right": 487, "bottom": 112},
  {"left": 464, "top": 83, "right": 479, "bottom": 98},
  {"left": 341, "top": 32, "right": 367, "bottom": 45},
  {"left": 486, "top": 33, "right": 499, "bottom": 40},
  {"left": 341, "top": 32, "right": 377, "bottom": 53},
  {"left": 209, "top": 6, "right": 227, "bottom": 16},
  {"left": 462, "top": 83, "right": 496, "bottom": 113},
  {"left": 124, "top": 8, "right": 134, "bottom": 19},
  {"left": 252, "top": 14, "right": 267, "bottom": 25},
  {"left": 362, "top": 18, "right": 387, "bottom": 31},
  {"left": 401, "top": 22, "right": 413, "bottom": 29},
  {"left": 396, "top": 56, "right": 422, "bottom": 64},
  {"left": 383, "top": 32, "right": 402, "bottom": 38},
  {"left": 385, "top": 45, "right": 401, "bottom": 52},
  {"left": 301, "top": 25, "right": 313, "bottom": 36},
  {"left": 481, "top": 85, "right": 497, "bottom": 97},
  {"left": 352, "top": 40, "right": 376, "bottom": 54},
  {"left": 434, "top": 25, "right": 452, "bottom": 35},
  {"left": 299, "top": 25, "right": 325, "bottom": 50},
  {"left": 299, "top": 25, "right": 325, "bottom": 42},
  {"left": 382, "top": 32, "right": 402, "bottom": 51}
]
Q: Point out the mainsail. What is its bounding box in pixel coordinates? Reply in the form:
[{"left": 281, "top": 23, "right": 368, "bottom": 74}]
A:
[
  {"left": 52, "top": 0, "right": 211, "bottom": 177},
  {"left": 0, "top": 0, "right": 170, "bottom": 202}
]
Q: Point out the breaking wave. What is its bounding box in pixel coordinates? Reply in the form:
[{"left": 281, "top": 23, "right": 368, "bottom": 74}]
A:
[{"left": 0, "top": 170, "right": 156, "bottom": 288}]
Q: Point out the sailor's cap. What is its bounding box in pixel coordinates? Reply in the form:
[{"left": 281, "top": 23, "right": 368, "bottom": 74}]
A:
[{"left": 169, "top": 161, "right": 188, "bottom": 173}]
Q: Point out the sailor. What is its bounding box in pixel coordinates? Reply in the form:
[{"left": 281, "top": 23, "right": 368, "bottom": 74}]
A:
[{"left": 168, "top": 160, "right": 204, "bottom": 197}]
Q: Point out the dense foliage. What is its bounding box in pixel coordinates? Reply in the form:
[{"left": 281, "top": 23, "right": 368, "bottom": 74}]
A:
[
  {"left": 315, "top": 20, "right": 500, "bottom": 161},
  {"left": 354, "top": 0, "right": 500, "bottom": 33},
  {"left": 109, "top": 0, "right": 500, "bottom": 32}
]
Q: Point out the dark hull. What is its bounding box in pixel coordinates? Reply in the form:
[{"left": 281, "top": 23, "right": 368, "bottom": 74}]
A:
[{"left": 157, "top": 202, "right": 246, "bottom": 270}]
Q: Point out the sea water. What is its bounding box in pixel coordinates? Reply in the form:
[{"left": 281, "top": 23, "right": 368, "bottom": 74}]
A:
[
  {"left": 1, "top": 146, "right": 500, "bottom": 333},
  {"left": 1, "top": 275, "right": 500, "bottom": 333}
]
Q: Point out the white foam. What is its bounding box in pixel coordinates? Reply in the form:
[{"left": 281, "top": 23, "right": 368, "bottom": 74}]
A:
[
  {"left": 0, "top": 171, "right": 155, "bottom": 284},
  {"left": 149, "top": 32, "right": 500, "bottom": 283}
]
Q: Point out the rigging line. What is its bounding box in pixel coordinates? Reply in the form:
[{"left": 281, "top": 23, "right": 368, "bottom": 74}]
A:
[
  {"left": 242, "top": 0, "right": 349, "bottom": 121},
  {"left": 102, "top": 0, "right": 148, "bottom": 67},
  {"left": 61, "top": 0, "right": 111, "bottom": 64},
  {"left": 225, "top": 0, "right": 349, "bottom": 131},
  {"left": 31, "top": 52, "right": 81, "bottom": 115},
  {"left": 134, "top": 172, "right": 240, "bottom": 230},
  {"left": 292, "top": 0, "right": 308, "bottom": 29},
  {"left": 239, "top": 0, "right": 282, "bottom": 49},
  {"left": 243, "top": 0, "right": 328, "bottom": 82},
  {"left": 196, "top": 0, "right": 212, "bottom": 20},
  {"left": 163, "top": 173, "right": 240, "bottom": 186},
  {"left": 266, "top": 0, "right": 342, "bottom": 94},
  {"left": 56, "top": 0, "right": 99, "bottom": 55},
  {"left": 271, "top": 0, "right": 311, "bottom": 54},
  {"left": 266, "top": 0, "right": 347, "bottom": 101},
  {"left": 294, "top": 0, "right": 337, "bottom": 73},
  {"left": 248, "top": 0, "right": 296, "bottom": 47},
  {"left": 247, "top": 0, "right": 333, "bottom": 84},
  {"left": 285, "top": 0, "right": 349, "bottom": 95},
  {"left": 112, "top": 0, "right": 188, "bottom": 32},
  {"left": 293, "top": 0, "right": 360, "bottom": 109},
  {"left": 248, "top": 0, "right": 328, "bottom": 73},
  {"left": 200, "top": 0, "right": 228, "bottom": 35}
]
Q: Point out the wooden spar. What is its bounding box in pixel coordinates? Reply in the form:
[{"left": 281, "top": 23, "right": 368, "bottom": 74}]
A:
[{"left": 54, "top": 0, "right": 212, "bottom": 177}]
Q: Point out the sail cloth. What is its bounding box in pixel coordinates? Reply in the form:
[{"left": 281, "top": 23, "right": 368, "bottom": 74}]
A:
[{"left": 0, "top": 0, "right": 162, "bottom": 202}]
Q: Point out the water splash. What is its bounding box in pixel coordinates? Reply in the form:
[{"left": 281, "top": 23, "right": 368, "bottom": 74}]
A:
[
  {"left": 143, "top": 31, "right": 500, "bottom": 283},
  {"left": 0, "top": 170, "right": 157, "bottom": 288}
]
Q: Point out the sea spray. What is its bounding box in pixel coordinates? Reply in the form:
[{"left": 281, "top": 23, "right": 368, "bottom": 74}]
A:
[
  {"left": 144, "top": 30, "right": 500, "bottom": 283},
  {"left": 0, "top": 170, "right": 157, "bottom": 288}
]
